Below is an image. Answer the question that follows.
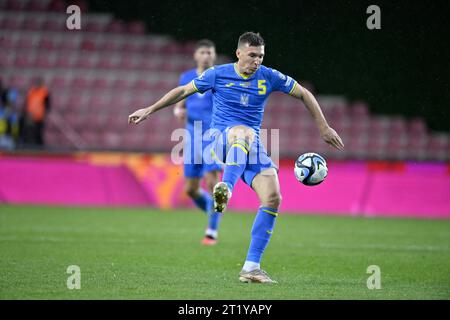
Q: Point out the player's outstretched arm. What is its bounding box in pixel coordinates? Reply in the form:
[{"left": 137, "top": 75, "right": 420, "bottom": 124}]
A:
[
  {"left": 128, "top": 82, "right": 197, "bottom": 125},
  {"left": 290, "top": 84, "right": 345, "bottom": 150}
]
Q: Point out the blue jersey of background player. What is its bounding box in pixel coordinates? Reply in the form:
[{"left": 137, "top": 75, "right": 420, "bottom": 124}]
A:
[
  {"left": 129, "top": 32, "right": 344, "bottom": 284},
  {"left": 173, "top": 39, "right": 222, "bottom": 246}
]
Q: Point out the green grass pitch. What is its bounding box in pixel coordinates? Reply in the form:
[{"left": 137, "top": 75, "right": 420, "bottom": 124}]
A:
[{"left": 0, "top": 205, "right": 449, "bottom": 299}]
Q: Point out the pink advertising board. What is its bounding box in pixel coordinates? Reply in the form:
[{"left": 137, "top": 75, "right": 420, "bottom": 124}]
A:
[{"left": 0, "top": 153, "right": 449, "bottom": 218}]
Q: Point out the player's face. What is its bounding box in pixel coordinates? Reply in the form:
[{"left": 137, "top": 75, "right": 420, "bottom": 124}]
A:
[
  {"left": 236, "top": 44, "right": 265, "bottom": 74},
  {"left": 194, "top": 46, "right": 216, "bottom": 69}
]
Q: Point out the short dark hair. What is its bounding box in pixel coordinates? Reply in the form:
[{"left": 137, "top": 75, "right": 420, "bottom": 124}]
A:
[
  {"left": 238, "top": 32, "right": 265, "bottom": 48},
  {"left": 195, "top": 39, "right": 215, "bottom": 50}
]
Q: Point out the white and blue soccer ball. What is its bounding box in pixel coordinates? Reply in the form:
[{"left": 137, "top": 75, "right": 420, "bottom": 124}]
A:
[{"left": 294, "top": 152, "right": 328, "bottom": 186}]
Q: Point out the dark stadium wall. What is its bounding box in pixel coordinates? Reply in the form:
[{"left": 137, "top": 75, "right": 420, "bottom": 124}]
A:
[{"left": 87, "top": 0, "right": 450, "bottom": 132}]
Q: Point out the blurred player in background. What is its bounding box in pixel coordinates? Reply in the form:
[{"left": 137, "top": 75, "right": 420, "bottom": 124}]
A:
[
  {"left": 173, "top": 40, "right": 223, "bottom": 246},
  {"left": 129, "top": 32, "right": 344, "bottom": 283}
]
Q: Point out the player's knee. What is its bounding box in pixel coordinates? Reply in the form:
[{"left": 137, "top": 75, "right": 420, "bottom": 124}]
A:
[
  {"left": 264, "top": 191, "right": 282, "bottom": 209},
  {"left": 228, "top": 125, "right": 255, "bottom": 147}
]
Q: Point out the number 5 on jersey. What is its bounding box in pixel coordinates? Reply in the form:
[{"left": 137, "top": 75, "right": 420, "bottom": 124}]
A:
[{"left": 258, "top": 80, "right": 267, "bottom": 95}]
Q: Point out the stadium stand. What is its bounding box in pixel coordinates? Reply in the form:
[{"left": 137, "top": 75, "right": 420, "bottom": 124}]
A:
[{"left": 0, "top": 0, "right": 449, "bottom": 160}]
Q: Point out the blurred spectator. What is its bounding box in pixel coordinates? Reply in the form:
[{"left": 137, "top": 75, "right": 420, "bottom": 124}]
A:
[
  {"left": 0, "top": 79, "right": 20, "bottom": 150},
  {"left": 22, "top": 77, "right": 51, "bottom": 147}
]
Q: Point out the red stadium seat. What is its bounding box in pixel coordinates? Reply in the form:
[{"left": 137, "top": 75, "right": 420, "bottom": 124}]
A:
[
  {"left": 0, "top": 52, "right": 13, "bottom": 67},
  {"left": 51, "top": 94, "right": 69, "bottom": 111},
  {"left": 127, "top": 21, "right": 147, "bottom": 35},
  {"left": 140, "top": 57, "right": 160, "bottom": 70},
  {"left": 100, "top": 39, "right": 122, "bottom": 52},
  {"left": 25, "top": 0, "right": 49, "bottom": 11},
  {"left": 97, "top": 56, "right": 118, "bottom": 69},
  {"left": 141, "top": 42, "right": 159, "bottom": 54},
  {"left": 72, "top": 77, "right": 91, "bottom": 89},
  {"left": 367, "top": 134, "right": 389, "bottom": 159},
  {"left": 351, "top": 101, "right": 370, "bottom": 119},
  {"left": 64, "top": 111, "right": 84, "bottom": 130},
  {"left": 59, "top": 39, "right": 79, "bottom": 51},
  {"left": 43, "top": 128, "right": 60, "bottom": 146},
  {"left": 87, "top": 96, "right": 107, "bottom": 110},
  {"left": 111, "top": 78, "right": 133, "bottom": 90},
  {"left": 106, "top": 20, "right": 126, "bottom": 34},
  {"left": 406, "top": 135, "right": 427, "bottom": 159},
  {"left": 65, "top": 93, "right": 88, "bottom": 112},
  {"left": 55, "top": 55, "right": 72, "bottom": 68},
  {"left": 80, "top": 131, "right": 99, "bottom": 148},
  {"left": 23, "top": 16, "right": 43, "bottom": 30},
  {"left": 101, "top": 132, "right": 123, "bottom": 149},
  {"left": 14, "top": 54, "right": 33, "bottom": 68},
  {"left": 5, "top": 0, "right": 23, "bottom": 11},
  {"left": 386, "top": 136, "right": 408, "bottom": 159},
  {"left": 107, "top": 114, "right": 128, "bottom": 131},
  {"left": 179, "top": 61, "right": 195, "bottom": 72},
  {"left": 390, "top": 117, "right": 407, "bottom": 135},
  {"left": 181, "top": 41, "right": 197, "bottom": 55},
  {"left": 85, "top": 114, "right": 108, "bottom": 131},
  {"left": 347, "top": 135, "right": 369, "bottom": 157},
  {"left": 123, "top": 131, "right": 146, "bottom": 149},
  {"left": 327, "top": 104, "right": 348, "bottom": 123},
  {"left": 80, "top": 40, "right": 96, "bottom": 51},
  {"left": 0, "top": 34, "right": 15, "bottom": 49},
  {"left": 35, "top": 54, "right": 53, "bottom": 68},
  {"left": 85, "top": 20, "right": 105, "bottom": 33},
  {"left": 134, "top": 79, "right": 151, "bottom": 90},
  {"left": 74, "top": 55, "right": 96, "bottom": 68},
  {"left": 369, "top": 116, "right": 391, "bottom": 135},
  {"left": 39, "top": 37, "right": 55, "bottom": 50},
  {"left": 350, "top": 117, "right": 370, "bottom": 136},
  {"left": 428, "top": 135, "right": 449, "bottom": 154},
  {"left": 119, "top": 54, "right": 140, "bottom": 69},
  {"left": 48, "top": 0, "right": 66, "bottom": 12},
  {"left": 41, "top": 18, "right": 63, "bottom": 31},
  {"left": 161, "top": 42, "right": 180, "bottom": 55},
  {"left": 409, "top": 118, "right": 427, "bottom": 136},
  {"left": 121, "top": 41, "right": 142, "bottom": 53},
  {"left": 50, "top": 75, "right": 70, "bottom": 88},
  {"left": 16, "top": 36, "right": 36, "bottom": 49},
  {"left": 160, "top": 60, "right": 177, "bottom": 72},
  {"left": 91, "top": 78, "right": 110, "bottom": 89}
]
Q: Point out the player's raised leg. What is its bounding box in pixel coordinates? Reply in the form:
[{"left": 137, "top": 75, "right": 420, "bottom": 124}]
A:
[
  {"left": 239, "top": 168, "right": 281, "bottom": 284},
  {"left": 213, "top": 125, "right": 255, "bottom": 212}
]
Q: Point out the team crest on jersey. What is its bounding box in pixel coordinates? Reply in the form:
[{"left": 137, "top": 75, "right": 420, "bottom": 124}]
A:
[{"left": 240, "top": 93, "right": 249, "bottom": 106}]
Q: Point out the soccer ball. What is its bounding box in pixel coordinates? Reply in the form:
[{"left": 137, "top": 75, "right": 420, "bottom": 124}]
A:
[{"left": 294, "top": 152, "right": 328, "bottom": 186}]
